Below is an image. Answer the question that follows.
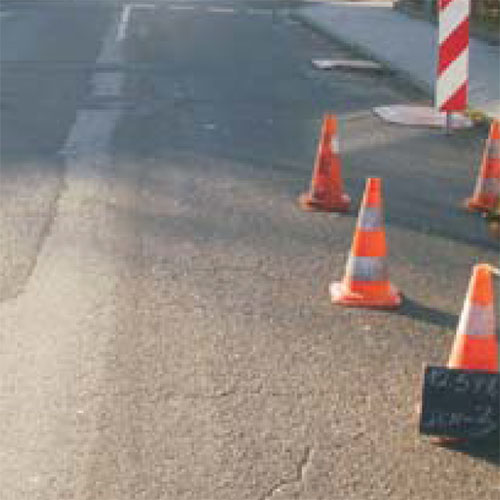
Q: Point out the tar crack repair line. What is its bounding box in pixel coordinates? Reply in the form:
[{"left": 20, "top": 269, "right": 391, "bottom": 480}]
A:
[{"left": 259, "top": 446, "right": 313, "bottom": 500}]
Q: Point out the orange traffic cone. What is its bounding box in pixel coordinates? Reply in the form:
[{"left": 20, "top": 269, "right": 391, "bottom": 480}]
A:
[
  {"left": 447, "top": 263, "right": 498, "bottom": 373},
  {"left": 431, "top": 263, "right": 498, "bottom": 447},
  {"left": 464, "top": 120, "right": 500, "bottom": 213},
  {"left": 330, "top": 177, "right": 402, "bottom": 309},
  {"left": 298, "top": 114, "right": 350, "bottom": 212}
]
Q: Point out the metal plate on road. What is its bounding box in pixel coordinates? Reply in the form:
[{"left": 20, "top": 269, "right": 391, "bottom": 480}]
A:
[
  {"left": 374, "top": 105, "right": 473, "bottom": 128},
  {"left": 312, "top": 59, "right": 383, "bottom": 71},
  {"left": 419, "top": 366, "right": 500, "bottom": 440}
]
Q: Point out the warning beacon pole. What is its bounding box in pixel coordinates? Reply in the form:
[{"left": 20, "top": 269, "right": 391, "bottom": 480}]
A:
[{"left": 436, "top": 0, "right": 470, "bottom": 134}]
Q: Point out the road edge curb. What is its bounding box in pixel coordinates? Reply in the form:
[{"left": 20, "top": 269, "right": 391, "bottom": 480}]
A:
[{"left": 288, "top": 6, "right": 494, "bottom": 125}]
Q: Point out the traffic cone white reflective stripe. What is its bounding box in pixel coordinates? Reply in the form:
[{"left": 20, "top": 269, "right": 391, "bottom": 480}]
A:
[
  {"left": 487, "top": 138, "right": 500, "bottom": 159},
  {"left": 330, "top": 134, "right": 340, "bottom": 155},
  {"left": 357, "top": 206, "right": 384, "bottom": 230},
  {"left": 475, "top": 177, "right": 500, "bottom": 196},
  {"left": 456, "top": 302, "right": 496, "bottom": 337},
  {"left": 345, "top": 255, "right": 388, "bottom": 282}
]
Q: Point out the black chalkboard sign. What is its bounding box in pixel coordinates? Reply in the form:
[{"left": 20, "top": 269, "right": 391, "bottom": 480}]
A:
[{"left": 419, "top": 365, "right": 500, "bottom": 440}]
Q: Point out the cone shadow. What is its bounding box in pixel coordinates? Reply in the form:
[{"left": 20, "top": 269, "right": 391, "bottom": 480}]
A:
[
  {"left": 397, "top": 297, "right": 458, "bottom": 330},
  {"left": 435, "top": 434, "right": 500, "bottom": 465}
]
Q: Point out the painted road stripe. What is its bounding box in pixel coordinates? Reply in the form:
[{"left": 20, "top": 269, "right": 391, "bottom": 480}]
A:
[
  {"left": 117, "top": 3, "right": 155, "bottom": 42},
  {"left": 0, "top": 11, "right": 15, "bottom": 20},
  {"left": 116, "top": 4, "right": 133, "bottom": 41},
  {"left": 169, "top": 5, "right": 196, "bottom": 10},
  {"left": 92, "top": 71, "right": 124, "bottom": 98},
  {"left": 63, "top": 109, "right": 122, "bottom": 158},
  {"left": 320, "top": 1, "right": 392, "bottom": 6},
  {"left": 247, "top": 9, "right": 272, "bottom": 15},
  {"left": 63, "top": 13, "right": 125, "bottom": 157},
  {"left": 207, "top": 7, "right": 235, "bottom": 13},
  {"left": 93, "top": 10, "right": 128, "bottom": 98},
  {"left": 165, "top": 6, "right": 273, "bottom": 15}
]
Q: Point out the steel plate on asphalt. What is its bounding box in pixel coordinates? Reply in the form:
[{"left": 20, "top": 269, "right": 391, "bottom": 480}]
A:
[
  {"left": 373, "top": 105, "right": 474, "bottom": 128},
  {"left": 312, "top": 59, "right": 383, "bottom": 71}
]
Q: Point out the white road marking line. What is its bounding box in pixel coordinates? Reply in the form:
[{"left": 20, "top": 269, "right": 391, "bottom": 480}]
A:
[
  {"left": 91, "top": 71, "right": 124, "bottom": 98},
  {"left": 116, "top": 4, "right": 133, "bottom": 42},
  {"left": 207, "top": 7, "right": 235, "bottom": 13},
  {"left": 62, "top": 109, "right": 122, "bottom": 159},
  {"left": 97, "top": 27, "right": 122, "bottom": 64},
  {"left": 247, "top": 9, "right": 272, "bottom": 15},
  {"left": 169, "top": 5, "right": 196, "bottom": 10},
  {"left": 63, "top": 14, "right": 125, "bottom": 158},
  {"left": 319, "top": 1, "right": 393, "bottom": 6},
  {"left": 116, "top": 3, "right": 155, "bottom": 42}
]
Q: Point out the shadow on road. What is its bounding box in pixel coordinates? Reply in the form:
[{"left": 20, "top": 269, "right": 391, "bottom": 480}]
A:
[
  {"left": 397, "top": 297, "right": 458, "bottom": 330},
  {"left": 438, "top": 436, "right": 500, "bottom": 466}
]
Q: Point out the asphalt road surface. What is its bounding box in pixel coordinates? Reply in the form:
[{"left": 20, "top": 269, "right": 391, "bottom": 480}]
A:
[{"left": 0, "top": 1, "right": 498, "bottom": 499}]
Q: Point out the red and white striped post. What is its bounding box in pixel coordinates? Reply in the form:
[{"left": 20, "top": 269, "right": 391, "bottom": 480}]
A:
[{"left": 436, "top": 0, "right": 470, "bottom": 132}]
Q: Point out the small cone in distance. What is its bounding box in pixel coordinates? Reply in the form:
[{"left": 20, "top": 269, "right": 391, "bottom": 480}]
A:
[
  {"left": 447, "top": 263, "right": 498, "bottom": 373},
  {"left": 465, "top": 120, "right": 500, "bottom": 213},
  {"left": 330, "top": 178, "right": 401, "bottom": 309},
  {"left": 298, "top": 115, "right": 351, "bottom": 212}
]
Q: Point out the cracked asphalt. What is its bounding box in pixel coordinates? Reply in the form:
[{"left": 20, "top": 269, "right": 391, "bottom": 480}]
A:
[{"left": 0, "top": 1, "right": 498, "bottom": 499}]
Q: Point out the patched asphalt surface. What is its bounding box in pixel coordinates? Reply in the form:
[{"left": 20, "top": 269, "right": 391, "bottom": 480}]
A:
[{"left": 0, "top": 1, "right": 498, "bottom": 499}]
